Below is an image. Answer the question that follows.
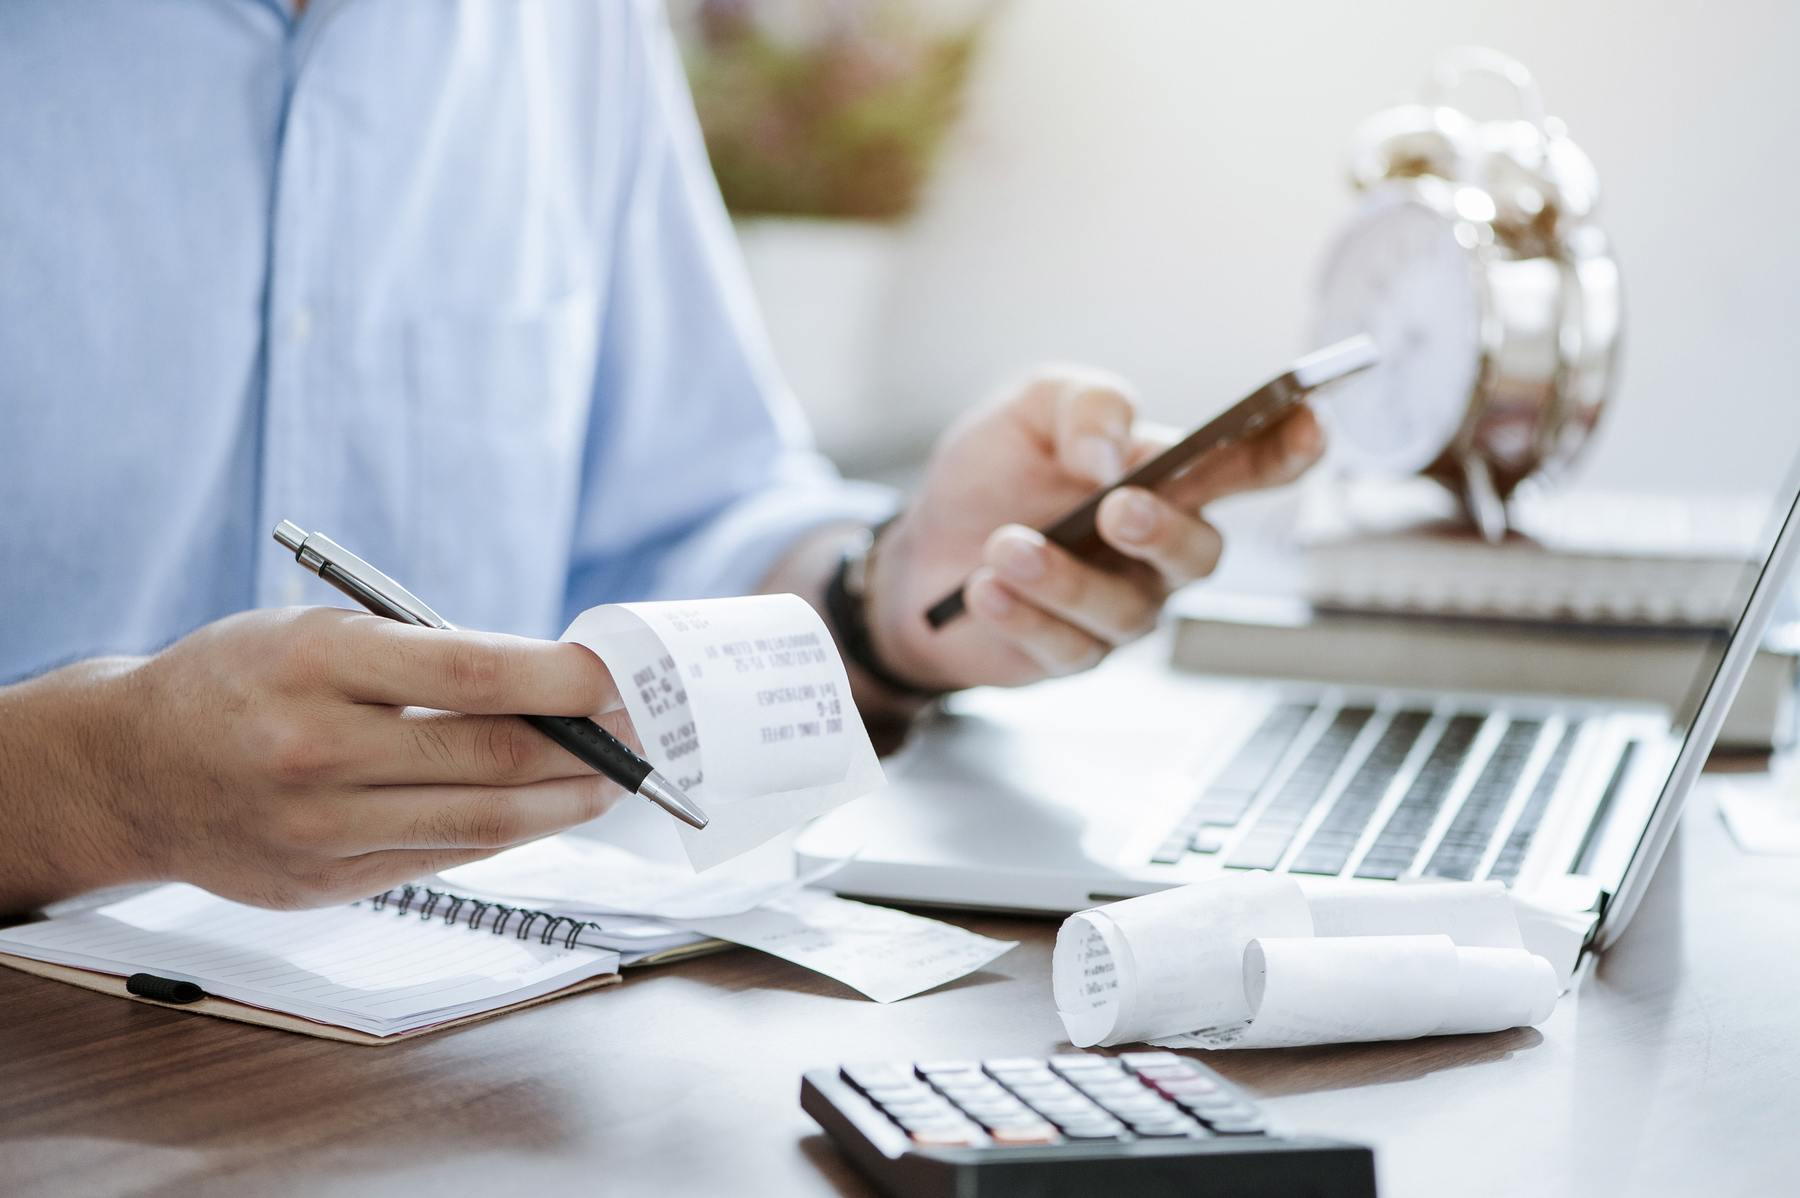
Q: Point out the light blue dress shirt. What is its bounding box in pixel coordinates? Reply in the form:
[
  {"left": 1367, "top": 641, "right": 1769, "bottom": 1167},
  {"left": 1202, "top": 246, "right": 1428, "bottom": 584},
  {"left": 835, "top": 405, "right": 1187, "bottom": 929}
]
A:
[{"left": 0, "top": 0, "right": 892, "bottom": 685}]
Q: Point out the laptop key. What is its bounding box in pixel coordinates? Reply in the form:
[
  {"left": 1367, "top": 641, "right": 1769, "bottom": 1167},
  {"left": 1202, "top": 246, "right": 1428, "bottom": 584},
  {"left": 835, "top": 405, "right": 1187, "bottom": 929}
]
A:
[
  {"left": 1353, "top": 715, "right": 1485, "bottom": 880},
  {"left": 1226, "top": 707, "right": 1374, "bottom": 871},
  {"left": 1489, "top": 723, "right": 1582, "bottom": 884},
  {"left": 1165, "top": 704, "right": 1317, "bottom": 843},
  {"left": 1423, "top": 720, "right": 1543, "bottom": 881},
  {"left": 1290, "top": 710, "right": 1432, "bottom": 876}
]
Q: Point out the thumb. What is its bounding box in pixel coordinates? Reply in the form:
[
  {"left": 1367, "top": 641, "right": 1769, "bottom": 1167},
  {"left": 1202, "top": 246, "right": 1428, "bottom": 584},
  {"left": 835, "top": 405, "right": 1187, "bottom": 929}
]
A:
[{"left": 1050, "top": 375, "right": 1136, "bottom": 485}]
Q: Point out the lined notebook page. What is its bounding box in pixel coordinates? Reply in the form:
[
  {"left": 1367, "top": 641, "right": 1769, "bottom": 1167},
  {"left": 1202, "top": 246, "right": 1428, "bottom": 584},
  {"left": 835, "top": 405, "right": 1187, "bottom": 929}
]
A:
[{"left": 0, "top": 884, "right": 619, "bottom": 1036}]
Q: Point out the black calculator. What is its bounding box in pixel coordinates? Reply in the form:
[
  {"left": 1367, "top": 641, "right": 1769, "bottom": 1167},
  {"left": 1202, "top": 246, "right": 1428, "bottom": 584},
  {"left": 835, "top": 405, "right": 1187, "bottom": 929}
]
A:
[{"left": 801, "top": 1051, "right": 1376, "bottom": 1198}]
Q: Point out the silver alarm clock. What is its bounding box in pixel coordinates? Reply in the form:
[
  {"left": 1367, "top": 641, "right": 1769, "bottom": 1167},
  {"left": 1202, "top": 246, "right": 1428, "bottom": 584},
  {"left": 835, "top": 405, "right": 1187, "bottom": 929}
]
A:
[{"left": 1311, "top": 48, "right": 1622, "bottom": 539}]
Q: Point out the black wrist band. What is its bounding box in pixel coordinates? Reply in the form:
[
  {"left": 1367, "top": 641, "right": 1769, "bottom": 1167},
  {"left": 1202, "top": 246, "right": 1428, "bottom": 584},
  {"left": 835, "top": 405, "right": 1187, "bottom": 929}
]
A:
[{"left": 824, "top": 523, "right": 944, "bottom": 701}]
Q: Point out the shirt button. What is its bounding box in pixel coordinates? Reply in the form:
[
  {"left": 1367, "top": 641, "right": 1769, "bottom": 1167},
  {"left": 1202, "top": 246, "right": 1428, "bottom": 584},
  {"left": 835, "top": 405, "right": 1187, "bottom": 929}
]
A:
[{"left": 291, "top": 308, "right": 314, "bottom": 342}]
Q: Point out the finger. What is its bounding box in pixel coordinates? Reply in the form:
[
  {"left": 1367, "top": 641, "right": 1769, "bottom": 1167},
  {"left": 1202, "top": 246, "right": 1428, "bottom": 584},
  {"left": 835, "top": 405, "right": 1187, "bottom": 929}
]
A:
[
  {"left": 310, "top": 612, "right": 621, "bottom": 716},
  {"left": 1163, "top": 406, "right": 1326, "bottom": 511},
  {"left": 1096, "top": 487, "right": 1226, "bottom": 588},
  {"left": 347, "top": 707, "right": 640, "bottom": 786},
  {"left": 1052, "top": 376, "right": 1136, "bottom": 485},
  {"left": 351, "top": 773, "right": 624, "bottom": 851},
  {"left": 964, "top": 569, "right": 1109, "bottom": 678},
  {"left": 982, "top": 525, "right": 1160, "bottom": 644}
]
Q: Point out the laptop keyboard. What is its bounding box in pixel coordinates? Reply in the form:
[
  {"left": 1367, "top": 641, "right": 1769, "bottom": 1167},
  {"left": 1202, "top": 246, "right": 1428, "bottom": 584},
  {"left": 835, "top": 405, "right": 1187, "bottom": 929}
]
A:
[
  {"left": 1420, "top": 719, "right": 1543, "bottom": 880},
  {"left": 1224, "top": 707, "right": 1374, "bottom": 871},
  {"left": 1351, "top": 714, "right": 1485, "bottom": 880},
  {"left": 1155, "top": 701, "right": 1582, "bottom": 886},
  {"left": 1288, "top": 710, "right": 1431, "bottom": 876},
  {"left": 1148, "top": 704, "right": 1314, "bottom": 864},
  {"left": 1488, "top": 723, "right": 1582, "bottom": 883}
]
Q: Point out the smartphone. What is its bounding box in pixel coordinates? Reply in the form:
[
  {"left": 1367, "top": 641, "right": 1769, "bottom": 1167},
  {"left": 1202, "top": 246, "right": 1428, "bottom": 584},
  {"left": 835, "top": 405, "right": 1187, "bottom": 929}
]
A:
[{"left": 923, "top": 334, "right": 1378, "bottom": 630}]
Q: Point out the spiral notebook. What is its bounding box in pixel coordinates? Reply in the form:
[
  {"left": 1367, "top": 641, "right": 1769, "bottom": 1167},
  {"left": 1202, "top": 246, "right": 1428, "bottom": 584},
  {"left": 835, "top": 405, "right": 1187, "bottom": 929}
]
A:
[{"left": 0, "top": 884, "right": 630, "bottom": 1044}]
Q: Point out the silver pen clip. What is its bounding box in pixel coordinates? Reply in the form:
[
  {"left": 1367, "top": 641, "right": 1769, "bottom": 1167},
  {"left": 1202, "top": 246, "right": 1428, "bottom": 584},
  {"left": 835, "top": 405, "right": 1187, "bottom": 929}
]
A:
[{"left": 273, "top": 520, "right": 453, "bottom": 630}]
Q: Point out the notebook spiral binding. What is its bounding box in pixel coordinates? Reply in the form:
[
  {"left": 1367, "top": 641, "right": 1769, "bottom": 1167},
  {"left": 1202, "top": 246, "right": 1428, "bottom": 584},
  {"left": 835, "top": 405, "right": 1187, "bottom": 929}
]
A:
[{"left": 360, "top": 883, "right": 605, "bottom": 950}]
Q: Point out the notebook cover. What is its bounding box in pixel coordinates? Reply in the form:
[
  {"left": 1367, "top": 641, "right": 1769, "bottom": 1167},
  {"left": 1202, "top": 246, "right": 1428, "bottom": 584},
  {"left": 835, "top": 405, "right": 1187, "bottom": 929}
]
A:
[{"left": 0, "top": 950, "right": 619, "bottom": 1046}]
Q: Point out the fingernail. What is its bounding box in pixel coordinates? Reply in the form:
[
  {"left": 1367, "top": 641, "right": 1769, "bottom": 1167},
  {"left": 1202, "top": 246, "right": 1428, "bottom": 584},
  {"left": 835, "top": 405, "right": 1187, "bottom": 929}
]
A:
[
  {"left": 993, "top": 529, "right": 1046, "bottom": 582},
  {"left": 970, "top": 577, "right": 1016, "bottom": 618},
  {"left": 1112, "top": 490, "right": 1159, "bottom": 543},
  {"left": 1075, "top": 435, "right": 1125, "bottom": 484}
]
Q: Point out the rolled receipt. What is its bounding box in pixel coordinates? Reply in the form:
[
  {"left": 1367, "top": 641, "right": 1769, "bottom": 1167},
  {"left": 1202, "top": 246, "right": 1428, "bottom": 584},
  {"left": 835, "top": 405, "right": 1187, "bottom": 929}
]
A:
[
  {"left": 1052, "top": 874, "right": 1312, "bottom": 1047},
  {"left": 1197, "top": 935, "right": 1558, "bottom": 1049},
  {"left": 563, "top": 594, "right": 884, "bottom": 870},
  {"left": 1054, "top": 875, "right": 1561, "bottom": 1050}
]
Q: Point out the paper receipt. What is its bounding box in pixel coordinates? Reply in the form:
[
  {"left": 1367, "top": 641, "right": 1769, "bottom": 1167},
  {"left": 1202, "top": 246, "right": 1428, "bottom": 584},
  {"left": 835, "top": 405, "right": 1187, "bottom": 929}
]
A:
[
  {"left": 1054, "top": 878, "right": 1559, "bottom": 1050},
  {"left": 683, "top": 889, "right": 1017, "bottom": 1003},
  {"left": 563, "top": 595, "right": 884, "bottom": 870}
]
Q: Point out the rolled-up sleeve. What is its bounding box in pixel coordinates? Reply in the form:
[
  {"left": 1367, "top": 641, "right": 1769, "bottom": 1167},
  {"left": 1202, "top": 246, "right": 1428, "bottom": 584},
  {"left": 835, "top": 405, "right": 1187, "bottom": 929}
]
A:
[{"left": 562, "top": 0, "right": 896, "bottom": 620}]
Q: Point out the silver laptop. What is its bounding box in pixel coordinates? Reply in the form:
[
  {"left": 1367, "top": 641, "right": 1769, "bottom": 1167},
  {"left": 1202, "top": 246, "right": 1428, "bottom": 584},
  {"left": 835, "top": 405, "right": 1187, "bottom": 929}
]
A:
[{"left": 799, "top": 462, "right": 1800, "bottom": 956}]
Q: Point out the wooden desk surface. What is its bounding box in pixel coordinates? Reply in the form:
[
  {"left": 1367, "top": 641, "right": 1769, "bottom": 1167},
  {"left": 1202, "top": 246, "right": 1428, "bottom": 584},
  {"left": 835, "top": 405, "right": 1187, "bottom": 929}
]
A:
[{"left": 4, "top": 793, "right": 1799, "bottom": 1198}]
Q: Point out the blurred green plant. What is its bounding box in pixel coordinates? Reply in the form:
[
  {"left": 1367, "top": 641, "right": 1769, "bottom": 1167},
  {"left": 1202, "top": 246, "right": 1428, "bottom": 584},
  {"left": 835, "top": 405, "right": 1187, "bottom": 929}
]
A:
[{"left": 675, "top": 0, "right": 991, "bottom": 221}]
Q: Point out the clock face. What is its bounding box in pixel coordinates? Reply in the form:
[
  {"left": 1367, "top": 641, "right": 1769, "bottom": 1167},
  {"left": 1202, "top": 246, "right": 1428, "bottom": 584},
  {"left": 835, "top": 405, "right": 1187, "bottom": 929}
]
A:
[{"left": 1311, "top": 193, "right": 1486, "bottom": 474}]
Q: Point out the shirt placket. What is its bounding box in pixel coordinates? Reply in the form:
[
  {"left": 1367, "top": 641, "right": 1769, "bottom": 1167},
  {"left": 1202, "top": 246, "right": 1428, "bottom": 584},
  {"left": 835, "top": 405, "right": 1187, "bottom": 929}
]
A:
[{"left": 254, "top": 5, "right": 335, "bottom": 611}]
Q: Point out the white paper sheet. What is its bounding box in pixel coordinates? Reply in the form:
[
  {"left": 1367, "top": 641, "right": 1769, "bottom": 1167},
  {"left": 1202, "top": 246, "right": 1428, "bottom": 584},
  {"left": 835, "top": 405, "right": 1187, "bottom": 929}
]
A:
[
  {"left": 439, "top": 835, "right": 846, "bottom": 921},
  {"left": 682, "top": 888, "right": 1016, "bottom": 1003},
  {"left": 1054, "top": 875, "right": 1562, "bottom": 1050},
  {"left": 562, "top": 595, "right": 884, "bottom": 870}
]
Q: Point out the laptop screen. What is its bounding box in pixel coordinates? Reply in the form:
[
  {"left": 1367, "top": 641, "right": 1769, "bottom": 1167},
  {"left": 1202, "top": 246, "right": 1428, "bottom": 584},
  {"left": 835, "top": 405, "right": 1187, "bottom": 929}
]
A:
[{"left": 1592, "top": 445, "right": 1800, "bottom": 945}]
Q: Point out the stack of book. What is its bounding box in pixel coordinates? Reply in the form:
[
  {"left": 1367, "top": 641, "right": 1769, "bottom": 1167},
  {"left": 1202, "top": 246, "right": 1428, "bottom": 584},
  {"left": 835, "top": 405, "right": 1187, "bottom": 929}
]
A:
[{"left": 1173, "top": 480, "right": 1797, "bottom": 752}]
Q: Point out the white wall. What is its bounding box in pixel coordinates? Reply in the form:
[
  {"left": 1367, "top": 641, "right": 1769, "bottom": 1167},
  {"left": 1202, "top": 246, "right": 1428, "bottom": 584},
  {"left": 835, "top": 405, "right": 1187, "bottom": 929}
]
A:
[{"left": 848, "top": 0, "right": 1800, "bottom": 499}]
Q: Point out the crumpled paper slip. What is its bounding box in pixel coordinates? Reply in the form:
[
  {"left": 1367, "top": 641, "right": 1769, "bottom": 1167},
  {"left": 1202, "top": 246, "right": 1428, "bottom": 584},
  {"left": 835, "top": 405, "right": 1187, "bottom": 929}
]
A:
[
  {"left": 1053, "top": 876, "right": 1558, "bottom": 1049},
  {"left": 439, "top": 834, "right": 849, "bottom": 921},
  {"left": 562, "top": 594, "right": 885, "bottom": 870}
]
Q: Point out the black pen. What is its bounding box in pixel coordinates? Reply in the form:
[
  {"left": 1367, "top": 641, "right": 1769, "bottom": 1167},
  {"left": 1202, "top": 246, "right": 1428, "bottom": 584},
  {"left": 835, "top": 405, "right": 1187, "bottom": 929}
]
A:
[{"left": 272, "top": 521, "right": 709, "bottom": 830}]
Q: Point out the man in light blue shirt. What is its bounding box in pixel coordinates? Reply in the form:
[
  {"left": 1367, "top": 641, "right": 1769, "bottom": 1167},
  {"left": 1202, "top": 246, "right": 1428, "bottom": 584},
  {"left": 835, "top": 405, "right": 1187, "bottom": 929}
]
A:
[{"left": 0, "top": 0, "right": 1321, "bottom": 912}]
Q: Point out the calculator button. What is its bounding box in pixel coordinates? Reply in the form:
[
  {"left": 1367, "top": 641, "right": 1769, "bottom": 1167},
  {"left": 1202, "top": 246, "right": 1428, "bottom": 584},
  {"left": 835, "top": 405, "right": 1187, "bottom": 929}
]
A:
[
  {"left": 1193, "top": 1102, "right": 1262, "bottom": 1125},
  {"left": 956, "top": 1099, "right": 1033, "bottom": 1122},
  {"left": 1205, "top": 1119, "right": 1267, "bottom": 1136},
  {"left": 1074, "top": 1080, "right": 1148, "bottom": 1102},
  {"left": 989, "top": 1123, "right": 1062, "bottom": 1146},
  {"left": 907, "top": 1124, "right": 988, "bottom": 1148},
  {"left": 915, "top": 1060, "right": 980, "bottom": 1077},
  {"left": 899, "top": 1111, "right": 980, "bottom": 1132},
  {"left": 1127, "top": 1119, "right": 1200, "bottom": 1139},
  {"left": 935, "top": 1076, "right": 1005, "bottom": 1096},
  {"left": 1049, "top": 1054, "right": 1117, "bottom": 1072},
  {"left": 1135, "top": 1062, "right": 1204, "bottom": 1081},
  {"left": 1181, "top": 1092, "right": 1253, "bottom": 1113},
  {"left": 884, "top": 1100, "right": 957, "bottom": 1122},
  {"left": 1098, "top": 1099, "right": 1171, "bottom": 1121},
  {"left": 863, "top": 1083, "right": 933, "bottom": 1104},
  {"left": 1029, "top": 1096, "right": 1102, "bottom": 1118},
  {"left": 843, "top": 1063, "right": 912, "bottom": 1091},
  {"left": 989, "top": 1067, "right": 1058, "bottom": 1088},
  {"left": 1057, "top": 1121, "right": 1127, "bottom": 1141},
  {"left": 1153, "top": 1076, "right": 1223, "bottom": 1099},
  {"left": 982, "top": 1057, "right": 1044, "bottom": 1073}
]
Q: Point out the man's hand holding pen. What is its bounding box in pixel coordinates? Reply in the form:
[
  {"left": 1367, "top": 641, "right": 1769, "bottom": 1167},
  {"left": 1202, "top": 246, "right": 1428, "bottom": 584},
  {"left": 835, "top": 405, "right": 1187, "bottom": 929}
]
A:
[{"left": 0, "top": 608, "right": 632, "bottom": 911}]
